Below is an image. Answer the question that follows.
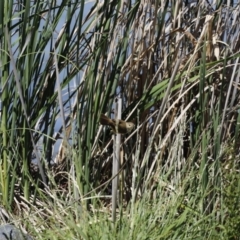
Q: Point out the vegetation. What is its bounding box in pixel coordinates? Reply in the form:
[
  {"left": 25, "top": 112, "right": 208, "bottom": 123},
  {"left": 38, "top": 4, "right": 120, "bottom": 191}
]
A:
[{"left": 0, "top": 0, "right": 240, "bottom": 239}]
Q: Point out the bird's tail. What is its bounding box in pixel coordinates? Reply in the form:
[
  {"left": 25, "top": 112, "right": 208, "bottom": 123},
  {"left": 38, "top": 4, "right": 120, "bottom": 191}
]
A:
[{"left": 100, "top": 114, "right": 113, "bottom": 126}]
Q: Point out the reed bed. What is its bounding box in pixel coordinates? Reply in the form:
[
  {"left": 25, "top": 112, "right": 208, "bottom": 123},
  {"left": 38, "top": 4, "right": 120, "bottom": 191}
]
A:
[{"left": 0, "top": 0, "right": 240, "bottom": 238}]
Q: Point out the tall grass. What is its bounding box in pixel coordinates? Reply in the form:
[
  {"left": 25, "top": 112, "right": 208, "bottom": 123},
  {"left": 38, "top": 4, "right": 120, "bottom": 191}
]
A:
[{"left": 0, "top": 0, "right": 240, "bottom": 238}]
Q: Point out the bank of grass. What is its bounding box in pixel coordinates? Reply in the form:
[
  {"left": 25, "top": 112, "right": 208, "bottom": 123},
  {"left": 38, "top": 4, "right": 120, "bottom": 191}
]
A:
[
  {"left": 17, "top": 178, "right": 240, "bottom": 239},
  {"left": 7, "top": 141, "right": 240, "bottom": 239}
]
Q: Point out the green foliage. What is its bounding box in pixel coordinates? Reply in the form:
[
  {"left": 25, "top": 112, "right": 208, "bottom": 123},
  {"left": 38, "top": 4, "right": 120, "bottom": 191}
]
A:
[{"left": 223, "top": 173, "right": 240, "bottom": 238}]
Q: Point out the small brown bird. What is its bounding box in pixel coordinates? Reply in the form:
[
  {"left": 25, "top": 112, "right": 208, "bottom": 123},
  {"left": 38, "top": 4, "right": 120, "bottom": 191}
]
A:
[{"left": 100, "top": 114, "right": 135, "bottom": 134}]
